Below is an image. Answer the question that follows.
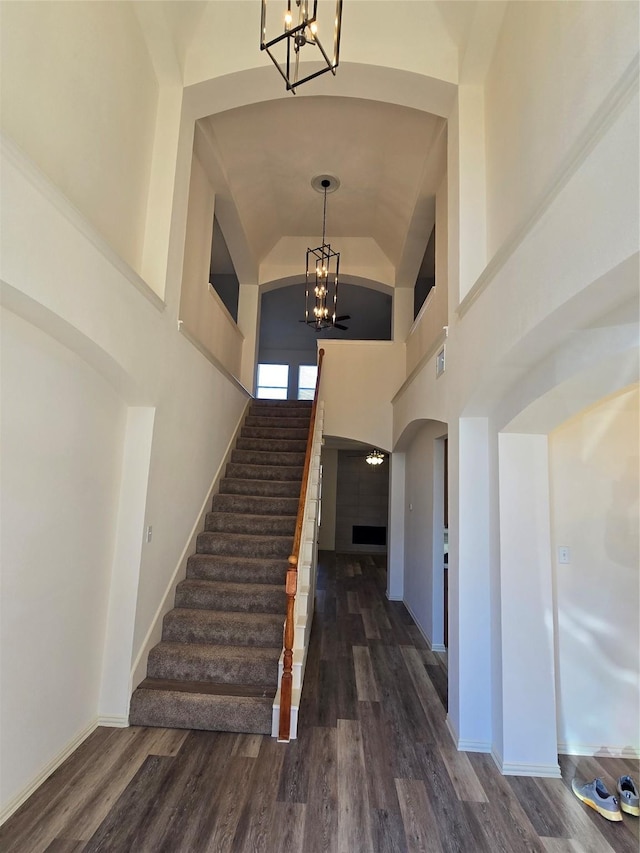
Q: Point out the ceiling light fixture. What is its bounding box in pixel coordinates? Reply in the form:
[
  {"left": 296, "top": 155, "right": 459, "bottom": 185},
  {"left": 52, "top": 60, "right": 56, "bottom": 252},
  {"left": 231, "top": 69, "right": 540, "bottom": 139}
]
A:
[
  {"left": 260, "top": 1, "right": 343, "bottom": 94},
  {"left": 366, "top": 449, "right": 385, "bottom": 466},
  {"left": 301, "top": 176, "right": 350, "bottom": 332}
]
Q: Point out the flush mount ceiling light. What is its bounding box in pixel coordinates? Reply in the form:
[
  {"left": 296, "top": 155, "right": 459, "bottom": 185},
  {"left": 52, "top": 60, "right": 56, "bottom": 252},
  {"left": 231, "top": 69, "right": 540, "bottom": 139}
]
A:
[
  {"left": 366, "top": 449, "right": 385, "bottom": 466},
  {"left": 260, "top": 1, "right": 343, "bottom": 94},
  {"left": 301, "top": 175, "right": 350, "bottom": 332}
]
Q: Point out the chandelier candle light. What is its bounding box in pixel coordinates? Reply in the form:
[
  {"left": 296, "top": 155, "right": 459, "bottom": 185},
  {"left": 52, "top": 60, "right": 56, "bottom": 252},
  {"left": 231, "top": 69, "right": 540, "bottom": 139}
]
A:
[
  {"left": 302, "top": 175, "right": 350, "bottom": 332},
  {"left": 260, "top": 0, "right": 343, "bottom": 93}
]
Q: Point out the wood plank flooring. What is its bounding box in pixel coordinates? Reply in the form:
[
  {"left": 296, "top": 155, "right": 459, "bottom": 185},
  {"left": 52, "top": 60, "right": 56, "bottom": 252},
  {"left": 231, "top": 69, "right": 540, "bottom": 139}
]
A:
[{"left": 2, "top": 552, "right": 638, "bottom": 852}]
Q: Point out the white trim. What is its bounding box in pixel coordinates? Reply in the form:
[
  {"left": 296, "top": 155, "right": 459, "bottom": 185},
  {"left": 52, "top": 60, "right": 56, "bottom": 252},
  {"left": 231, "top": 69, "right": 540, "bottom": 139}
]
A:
[
  {"left": 403, "top": 598, "right": 444, "bottom": 654},
  {"left": 391, "top": 329, "right": 447, "bottom": 404},
  {"left": 0, "top": 719, "right": 98, "bottom": 825},
  {"left": 1, "top": 132, "right": 166, "bottom": 314},
  {"left": 97, "top": 715, "right": 129, "bottom": 728},
  {"left": 446, "top": 716, "right": 491, "bottom": 753},
  {"left": 386, "top": 592, "right": 403, "bottom": 602},
  {"left": 490, "top": 747, "right": 561, "bottom": 778},
  {"left": 457, "top": 54, "right": 639, "bottom": 320},
  {"left": 177, "top": 320, "right": 250, "bottom": 397},
  {"left": 129, "top": 400, "right": 252, "bottom": 691},
  {"left": 558, "top": 743, "right": 640, "bottom": 759}
]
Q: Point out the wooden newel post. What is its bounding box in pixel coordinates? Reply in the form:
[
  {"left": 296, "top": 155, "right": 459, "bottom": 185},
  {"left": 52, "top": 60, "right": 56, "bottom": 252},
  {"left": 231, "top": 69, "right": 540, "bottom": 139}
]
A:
[{"left": 279, "top": 555, "right": 298, "bottom": 741}]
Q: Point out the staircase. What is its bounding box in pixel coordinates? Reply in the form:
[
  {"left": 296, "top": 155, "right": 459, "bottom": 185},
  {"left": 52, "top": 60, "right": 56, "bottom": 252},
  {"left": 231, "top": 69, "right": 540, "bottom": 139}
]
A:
[{"left": 129, "top": 399, "right": 312, "bottom": 735}]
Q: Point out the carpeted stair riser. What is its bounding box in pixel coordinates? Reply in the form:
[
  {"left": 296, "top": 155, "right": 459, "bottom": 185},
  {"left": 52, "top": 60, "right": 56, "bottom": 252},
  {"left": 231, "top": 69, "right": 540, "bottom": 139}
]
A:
[
  {"left": 204, "top": 511, "right": 296, "bottom": 536},
  {"left": 231, "top": 449, "right": 306, "bottom": 467},
  {"left": 197, "top": 531, "right": 293, "bottom": 558},
  {"left": 187, "top": 554, "right": 288, "bottom": 585},
  {"left": 219, "top": 478, "right": 301, "bottom": 498},
  {"left": 225, "top": 462, "right": 303, "bottom": 482},
  {"left": 247, "top": 405, "right": 311, "bottom": 419},
  {"left": 175, "top": 579, "right": 285, "bottom": 613},
  {"left": 235, "top": 437, "right": 308, "bottom": 453},
  {"left": 130, "top": 398, "right": 310, "bottom": 734},
  {"left": 129, "top": 690, "right": 273, "bottom": 735},
  {"left": 211, "top": 493, "right": 300, "bottom": 516},
  {"left": 147, "top": 643, "right": 281, "bottom": 685},
  {"left": 163, "top": 609, "right": 284, "bottom": 646},
  {"left": 241, "top": 426, "right": 309, "bottom": 441},
  {"left": 244, "top": 416, "right": 311, "bottom": 430}
]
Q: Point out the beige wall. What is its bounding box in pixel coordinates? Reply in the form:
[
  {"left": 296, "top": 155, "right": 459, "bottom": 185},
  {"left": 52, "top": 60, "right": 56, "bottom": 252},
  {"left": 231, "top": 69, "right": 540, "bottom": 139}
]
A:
[
  {"left": 484, "top": 0, "right": 638, "bottom": 258},
  {"left": 549, "top": 386, "right": 639, "bottom": 754},
  {"left": 1, "top": 1, "right": 158, "bottom": 274}
]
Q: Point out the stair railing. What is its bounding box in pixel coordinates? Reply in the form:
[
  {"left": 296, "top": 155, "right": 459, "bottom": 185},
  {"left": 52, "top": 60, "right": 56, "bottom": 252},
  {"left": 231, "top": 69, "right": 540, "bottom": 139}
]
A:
[{"left": 278, "top": 348, "right": 325, "bottom": 742}]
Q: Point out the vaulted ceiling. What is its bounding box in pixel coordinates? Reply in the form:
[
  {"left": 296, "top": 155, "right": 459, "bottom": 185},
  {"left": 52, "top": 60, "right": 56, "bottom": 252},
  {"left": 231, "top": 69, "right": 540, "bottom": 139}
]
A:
[{"left": 140, "top": 1, "right": 494, "bottom": 288}]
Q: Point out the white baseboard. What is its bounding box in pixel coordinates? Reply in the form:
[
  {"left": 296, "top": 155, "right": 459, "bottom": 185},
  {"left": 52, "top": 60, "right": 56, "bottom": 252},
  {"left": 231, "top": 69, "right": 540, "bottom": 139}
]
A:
[
  {"left": 97, "top": 715, "right": 129, "bottom": 728},
  {"left": 403, "top": 600, "right": 445, "bottom": 653},
  {"left": 0, "top": 718, "right": 99, "bottom": 826},
  {"left": 558, "top": 742, "right": 640, "bottom": 759},
  {"left": 446, "top": 715, "right": 491, "bottom": 753},
  {"left": 491, "top": 747, "right": 561, "bottom": 778}
]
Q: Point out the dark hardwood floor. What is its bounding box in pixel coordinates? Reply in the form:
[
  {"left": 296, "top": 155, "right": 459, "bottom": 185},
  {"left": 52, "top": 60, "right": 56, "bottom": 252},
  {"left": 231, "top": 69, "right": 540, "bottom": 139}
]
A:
[{"left": 2, "top": 553, "right": 638, "bottom": 852}]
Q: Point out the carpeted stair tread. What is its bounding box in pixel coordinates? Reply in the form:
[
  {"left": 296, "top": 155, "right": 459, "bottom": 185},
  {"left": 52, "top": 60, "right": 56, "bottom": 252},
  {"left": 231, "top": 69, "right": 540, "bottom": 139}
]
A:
[
  {"left": 187, "top": 554, "right": 288, "bottom": 584},
  {"left": 204, "top": 511, "right": 296, "bottom": 536},
  {"left": 244, "top": 416, "right": 311, "bottom": 429},
  {"left": 247, "top": 405, "right": 311, "bottom": 419},
  {"left": 219, "top": 478, "right": 301, "bottom": 498},
  {"left": 162, "top": 608, "right": 284, "bottom": 646},
  {"left": 129, "top": 685, "right": 273, "bottom": 734},
  {"left": 226, "top": 462, "right": 303, "bottom": 481},
  {"left": 175, "top": 579, "right": 285, "bottom": 613},
  {"left": 211, "top": 493, "right": 300, "bottom": 516},
  {"left": 147, "top": 642, "right": 281, "bottom": 685},
  {"left": 235, "top": 437, "right": 308, "bottom": 453},
  {"left": 130, "top": 398, "right": 311, "bottom": 735},
  {"left": 252, "top": 399, "right": 311, "bottom": 408},
  {"left": 241, "top": 426, "right": 309, "bottom": 441},
  {"left": 197, "top": 531, "right": 293, "bottom": 558},
  {"left": 231, "top": 448, "right": 306, "bottom": 467}
]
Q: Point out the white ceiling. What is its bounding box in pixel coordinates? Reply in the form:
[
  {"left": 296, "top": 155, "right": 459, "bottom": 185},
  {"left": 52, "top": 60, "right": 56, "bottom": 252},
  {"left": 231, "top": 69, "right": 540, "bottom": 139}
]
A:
[
  {"left": 203, "top": 96, "right": 445, "bottom": 274},
  {"left": 152, "top": 1, "right": 495, "bottom": 287}
]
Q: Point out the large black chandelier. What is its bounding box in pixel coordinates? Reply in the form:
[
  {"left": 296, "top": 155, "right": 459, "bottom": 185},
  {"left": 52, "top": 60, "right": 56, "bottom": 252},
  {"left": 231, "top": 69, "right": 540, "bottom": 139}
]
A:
[
  {"left": 302, "top": 176, "right": 349, "bottom": 332},
  {"left": 260, "top": 1, "right": 343, "bottom": 94}
]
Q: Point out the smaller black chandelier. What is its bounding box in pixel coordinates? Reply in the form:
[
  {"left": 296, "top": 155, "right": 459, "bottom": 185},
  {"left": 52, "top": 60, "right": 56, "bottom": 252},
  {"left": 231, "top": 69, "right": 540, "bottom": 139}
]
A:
[
  {"left": 302, "top": 176, "right": 349, "bottom": 332},
  {"left": 260, "top": 1, "right": 343, "bottom": 94},
  {"left": 366, "top": 449, "right": 385, "bottom": 466}
]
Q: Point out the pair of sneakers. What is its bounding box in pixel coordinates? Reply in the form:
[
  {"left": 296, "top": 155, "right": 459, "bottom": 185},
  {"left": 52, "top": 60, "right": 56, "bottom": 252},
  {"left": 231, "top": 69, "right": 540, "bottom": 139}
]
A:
[{"left": 572, "top": 775, "right": 639, "bottom": 822}]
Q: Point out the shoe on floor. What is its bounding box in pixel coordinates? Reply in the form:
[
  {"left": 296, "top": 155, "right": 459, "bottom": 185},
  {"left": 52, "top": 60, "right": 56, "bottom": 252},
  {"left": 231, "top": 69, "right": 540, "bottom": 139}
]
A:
[
  {"left": 617, "top": 775, "right": 640, "bottom": 816},
  {"left": 571, "top": 777, "right": 622, "bottom": 822}
]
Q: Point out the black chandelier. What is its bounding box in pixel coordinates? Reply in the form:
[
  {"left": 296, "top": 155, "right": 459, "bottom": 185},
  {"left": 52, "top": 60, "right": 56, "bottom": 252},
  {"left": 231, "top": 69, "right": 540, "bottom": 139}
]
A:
[
  {"left": 301, "top": 176, "right": 349, "bottom": 332},
  {"left": 260, "top": 1, "right": 343, "bottom": 94}
]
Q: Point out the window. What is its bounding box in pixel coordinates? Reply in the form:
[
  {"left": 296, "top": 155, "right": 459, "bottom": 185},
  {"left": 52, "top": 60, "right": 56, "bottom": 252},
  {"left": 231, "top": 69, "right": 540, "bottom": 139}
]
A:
[
  {"left": 256, "top": 364, "right": 289, "bottom": 399},
  {"left": 298, "top": 365, "right": 318, "bottom": 400}
]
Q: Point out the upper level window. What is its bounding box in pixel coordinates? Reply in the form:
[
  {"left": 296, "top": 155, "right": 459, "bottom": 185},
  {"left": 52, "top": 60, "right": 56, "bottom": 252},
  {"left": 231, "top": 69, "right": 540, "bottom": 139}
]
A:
[
  {"left": 298, "top": 365, "right": 318, "bottom": 400},
  {"left": 256, "top": 364, "right": 289, "bottom": 399}
]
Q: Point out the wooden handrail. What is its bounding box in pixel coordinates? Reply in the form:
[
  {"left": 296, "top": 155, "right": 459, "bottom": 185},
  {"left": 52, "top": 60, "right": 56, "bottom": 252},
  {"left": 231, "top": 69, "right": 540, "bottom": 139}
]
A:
[{"left": 278, "top": 348, "right": 325, "bottom": 741}]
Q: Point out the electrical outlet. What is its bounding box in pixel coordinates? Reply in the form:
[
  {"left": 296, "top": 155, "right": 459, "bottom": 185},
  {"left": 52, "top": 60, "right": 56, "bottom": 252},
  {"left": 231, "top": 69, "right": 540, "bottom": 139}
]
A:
[
  {"left": 146, "top": 525, "right": 153, "bottom": 544},
  {"left": 558, "top": 545, "right": 570, "bottom": 564}
]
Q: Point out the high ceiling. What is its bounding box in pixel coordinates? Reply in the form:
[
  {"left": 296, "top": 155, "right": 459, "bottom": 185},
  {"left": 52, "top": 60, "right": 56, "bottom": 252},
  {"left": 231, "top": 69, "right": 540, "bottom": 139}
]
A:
[
  {"left": 202, "top": 96, "right": 445, "bottom": 276},
  {"left": 141, "top": 1, "right": 500, "bottom": 288}
]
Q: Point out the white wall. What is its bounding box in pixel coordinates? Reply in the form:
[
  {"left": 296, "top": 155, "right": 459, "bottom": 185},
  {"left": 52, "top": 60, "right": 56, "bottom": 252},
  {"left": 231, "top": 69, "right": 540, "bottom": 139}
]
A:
[
  {"left": 321, "top": 341, "right": 405, "bottom": 452},
  {"left": 0, "top": 1, "right": 158, "bottom": 275},
  {"left": 0, "top": 136, "right": 249, "bottom": 818},
  {"left": 0, "top": 308, "right": 126, "bottom": 811},
  {"left": 318, "top": 448, "right": 338, "bottom": 550},
  {"left": 484, "top": 0, "right": 638, "bottom": 259},
  {"left": 549, "top": 386, "right": 639, "bottom": 755},
  {"left": 403, "top": 422, "right": 447, "bottom": 649}
]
